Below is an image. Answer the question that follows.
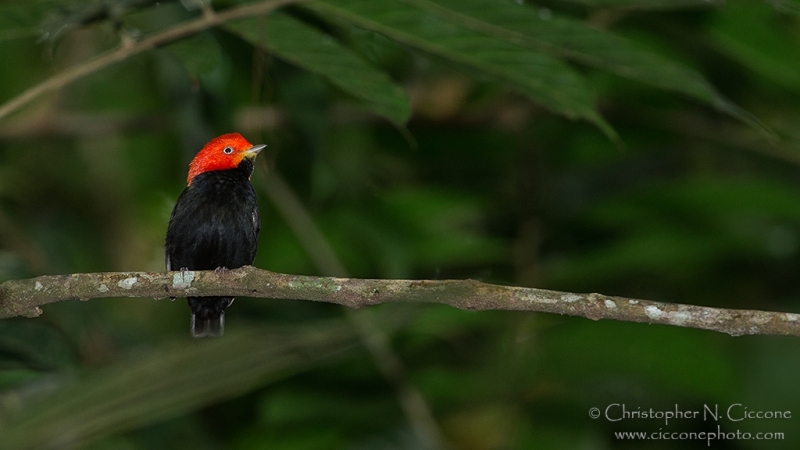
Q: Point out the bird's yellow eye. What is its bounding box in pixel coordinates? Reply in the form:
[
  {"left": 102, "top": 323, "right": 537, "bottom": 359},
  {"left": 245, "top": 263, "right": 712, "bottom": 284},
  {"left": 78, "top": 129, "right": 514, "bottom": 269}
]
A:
[{"left": 223, "top": 146, "right": 233, "bottom": 154}]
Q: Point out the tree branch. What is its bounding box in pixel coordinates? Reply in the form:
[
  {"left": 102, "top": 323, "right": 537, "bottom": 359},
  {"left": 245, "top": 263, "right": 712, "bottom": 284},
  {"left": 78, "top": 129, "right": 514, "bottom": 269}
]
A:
[
  {"left": 0, "top": 0, "right": 304, "bottom": 121},
  {"left": 2, "top": 266, "right": 799, "bottom": 336}
]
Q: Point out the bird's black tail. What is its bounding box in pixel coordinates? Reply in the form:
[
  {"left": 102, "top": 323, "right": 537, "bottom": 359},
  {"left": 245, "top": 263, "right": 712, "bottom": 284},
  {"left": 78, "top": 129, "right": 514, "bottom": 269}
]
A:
[{"left": 188, "top": 297, "right": 234, "bottom": 338}]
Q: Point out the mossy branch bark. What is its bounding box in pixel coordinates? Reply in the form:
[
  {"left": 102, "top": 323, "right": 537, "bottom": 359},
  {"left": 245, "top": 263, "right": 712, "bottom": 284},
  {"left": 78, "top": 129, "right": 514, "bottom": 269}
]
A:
[{"left": 1, "top": 266, "right": 799, "bottom": 336}]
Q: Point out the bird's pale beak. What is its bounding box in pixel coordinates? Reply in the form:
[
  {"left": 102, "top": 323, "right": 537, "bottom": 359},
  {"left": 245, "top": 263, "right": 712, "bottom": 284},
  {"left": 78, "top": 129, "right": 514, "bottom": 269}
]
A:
[{"left": 245, "top": 144, "right": 266, "bottom": 157}]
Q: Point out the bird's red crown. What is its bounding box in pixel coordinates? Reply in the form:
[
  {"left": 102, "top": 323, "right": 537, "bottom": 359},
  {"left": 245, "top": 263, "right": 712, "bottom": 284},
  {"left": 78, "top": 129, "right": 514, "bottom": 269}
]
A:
[{"left": 187, "top": 133, "right": 263, "bottom": 185}]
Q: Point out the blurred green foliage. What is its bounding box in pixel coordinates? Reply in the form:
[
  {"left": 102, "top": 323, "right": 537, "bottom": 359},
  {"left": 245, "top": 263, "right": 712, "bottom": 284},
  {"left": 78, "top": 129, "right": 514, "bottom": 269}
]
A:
[{"left": 1, "top": 0, "right": 800, "bottom": 448}]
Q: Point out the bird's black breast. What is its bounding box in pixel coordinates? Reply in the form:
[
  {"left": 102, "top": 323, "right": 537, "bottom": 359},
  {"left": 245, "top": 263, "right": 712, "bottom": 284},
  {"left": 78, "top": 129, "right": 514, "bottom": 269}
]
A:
[{"left": 165, "top": 163, "right": 259, "bottom": 272}]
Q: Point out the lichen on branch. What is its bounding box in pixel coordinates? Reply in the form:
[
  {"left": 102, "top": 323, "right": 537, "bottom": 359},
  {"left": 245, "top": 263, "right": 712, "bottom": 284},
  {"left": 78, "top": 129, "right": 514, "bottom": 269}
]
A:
[{"left": 1, "top": 266, "right": 799, "bottom": 337}]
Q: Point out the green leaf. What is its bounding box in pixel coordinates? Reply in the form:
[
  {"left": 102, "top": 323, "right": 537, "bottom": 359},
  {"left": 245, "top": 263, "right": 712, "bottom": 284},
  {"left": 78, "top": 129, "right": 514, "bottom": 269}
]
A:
[
  {"left": 405, "top": 0, "right": 769, "bottom": 137},
  {"left": 709, "top": 1, "right": 800, "bottom": 92},
  {"left": 0, "top": 324, "right": 356, "bottom": 450},
  {"left": 305, "top": 0, "right": 618, "bottom": 141},
  {"left": 225, "top": 13, "right": 410, "bottom": 125},
  {"left": 164, "top": 32, "right": 222, "bottom": 78}
]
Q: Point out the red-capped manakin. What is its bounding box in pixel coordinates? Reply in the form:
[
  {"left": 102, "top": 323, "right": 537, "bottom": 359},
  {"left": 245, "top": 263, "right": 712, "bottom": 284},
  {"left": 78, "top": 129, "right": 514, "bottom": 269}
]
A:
[{"left": 165, "top": 133, "right": 264, "bottom": 337}]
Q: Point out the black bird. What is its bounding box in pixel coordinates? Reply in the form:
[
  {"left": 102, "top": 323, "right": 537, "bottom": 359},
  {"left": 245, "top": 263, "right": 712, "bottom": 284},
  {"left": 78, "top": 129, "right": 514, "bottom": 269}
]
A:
[{"left": 165, "top": 133, "right": 264, "bottom": 337}]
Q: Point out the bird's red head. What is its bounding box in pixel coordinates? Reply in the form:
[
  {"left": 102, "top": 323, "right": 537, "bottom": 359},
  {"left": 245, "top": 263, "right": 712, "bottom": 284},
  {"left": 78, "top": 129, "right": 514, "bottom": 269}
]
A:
[{"left": 187, "top": 133, "right": 265, "bottom": 185}]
